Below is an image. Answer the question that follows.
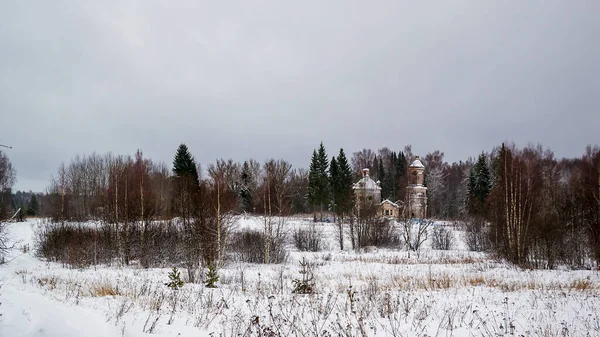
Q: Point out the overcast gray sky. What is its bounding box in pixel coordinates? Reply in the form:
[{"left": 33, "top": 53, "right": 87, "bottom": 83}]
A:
[{"left": 1, "top": 1, "right": 599, "bottom": 192}]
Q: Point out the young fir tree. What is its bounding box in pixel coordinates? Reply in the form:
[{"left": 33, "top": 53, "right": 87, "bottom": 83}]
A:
[
  {"left": 204, "top": 264, "right": 219, "bottom": 288},
  {"left": 165, "top": 267, "right": 184, "bottom": 290}
]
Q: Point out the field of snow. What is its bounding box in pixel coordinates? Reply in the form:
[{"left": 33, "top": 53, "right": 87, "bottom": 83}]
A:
[{"left": 1, "top": 217, "right": 600, "bottom": 336}]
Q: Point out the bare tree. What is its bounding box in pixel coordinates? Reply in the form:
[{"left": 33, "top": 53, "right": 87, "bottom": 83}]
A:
[
  {"left": 0, "top": 150, "right": 16, "bottom": 220},
  {"left": 259, "top": 159, "right": 292, "bottom": 263},
  {"left": 351, "top": 149, "right": 376, "bottom": 178},
  {"left": 400, "top": 215, "right": 432, "bottom": 258},
  {"left": 207, "top": 159, "right": 238, "bottom": 267}
]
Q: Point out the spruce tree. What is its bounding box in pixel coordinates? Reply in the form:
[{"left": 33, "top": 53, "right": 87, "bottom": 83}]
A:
[
  {"left": 27, "top": 194, "right": 39, "bottom": 216},
  {"left": 378, "top": 158, "right": 388, "bottom": 199},
  {"left": 467, "top": 153, "right": 492, "bottom": 216},
  {"left": 395, "top": 151, "right": 407, "bottom": 201},
  {"left": 171, "top": 144, "right": 199, "bottom": 224},
  {"left": 329, "top": 156, "right": 339, "bottom": 216},
  {"left": 239, "top": 161, "right": 253, "bottom": 213},
  {"left": 307, "top": 142, "right": 330, "bottom": 221},
  {"left": 307, "top": 149, "right": 320, "bottom": 216},
  {"left": 336, "top": 148, "right": 354, "bottom": 217},
  {"left": 172, "top": 144, "right": 199, "bottom": 184}
]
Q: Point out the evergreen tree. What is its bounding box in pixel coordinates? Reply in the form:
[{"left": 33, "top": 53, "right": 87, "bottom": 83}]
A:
[
  {"left": 307, "top": 149, "right": 319, "bottom": 212},
  {"left": 27, "top": 194, "right": 39, "bottom": 216},
  {"left": 336, "top": 148, "right": 354, "bottom": 216},
  {"left": 204, "top": 264, "right": 219, "bottom": 288},
  {"left": 395, "top": 151, "right": 407, "bottom": 201},
  {"left": 307, "top": 142, "right": 330, "bottom": 220},
  {"left": 171, "top": 144, "right": 199, "bottom": 224},
  {"left": 165, "top": 267, "right": 184, "bottom": 290},
  {"left": 372, "top": 155, "right": 379, "bottom": 180},
  {"left": 172, "top": 144, "right": 199, "bottom": 184},
  {"left": 385, "top": 153, "right": 397, "bottom": 200},
  {"left": 239, "top": 161, "right": 253, "bottom": 213},
  {"left": 329, "top": 156, "right": 339, "bottom": 216},
  {"left": 467, "top": 153, "right": 492, "bottom": 216}
]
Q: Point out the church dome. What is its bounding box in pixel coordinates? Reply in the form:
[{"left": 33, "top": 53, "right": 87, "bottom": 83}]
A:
[{"left": 409, "top": 155, "right": 425, "bottom": 169}]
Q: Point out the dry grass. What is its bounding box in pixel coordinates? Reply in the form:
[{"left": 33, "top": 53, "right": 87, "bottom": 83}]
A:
[
  {"left": 334, "top": 254, "right": 485, "bottom": 265},
  {"left": 569, "top": 279, "right": 595, "bottom": 291},
  {"left": 91, "top": 283, "right": 120, "bottom": 297},
  {"left": 37, "top": 276, "right": 58, "bottom": 290}
]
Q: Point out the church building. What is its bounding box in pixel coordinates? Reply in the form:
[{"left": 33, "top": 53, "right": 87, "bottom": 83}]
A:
[{"left": 352, "top": 156, "right": 428, "bottom": 219}]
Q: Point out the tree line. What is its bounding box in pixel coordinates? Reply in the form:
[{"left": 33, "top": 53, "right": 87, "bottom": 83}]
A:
[{"left": 1, "top": 142, "right": 599, "bottom": 269}]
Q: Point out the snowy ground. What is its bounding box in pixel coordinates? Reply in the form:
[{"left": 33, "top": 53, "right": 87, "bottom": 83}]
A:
[{"left": 1, "top": 218, "right": 600, "bottom": 336}]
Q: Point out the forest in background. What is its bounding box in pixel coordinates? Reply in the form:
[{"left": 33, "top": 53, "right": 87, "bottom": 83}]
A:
[{"left": 1, "top": 142, "right": 599, "bottom": 269}]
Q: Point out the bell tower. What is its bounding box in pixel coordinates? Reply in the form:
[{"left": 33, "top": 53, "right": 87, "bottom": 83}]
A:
[{"left": 407, "top": 156, "right": 427, "bottom": 218}]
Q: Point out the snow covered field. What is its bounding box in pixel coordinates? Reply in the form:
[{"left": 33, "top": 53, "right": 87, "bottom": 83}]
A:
[{"left": 1, "top": 218, "right": 600, "bottom": 336}]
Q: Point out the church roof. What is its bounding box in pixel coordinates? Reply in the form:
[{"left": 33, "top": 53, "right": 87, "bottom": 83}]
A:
[
  {"left": 380, "top": 199, "right": 401, "bottom": 207},
  {"left": 409, "top": 156, "right": 425, "bottom": 168},
  {"left": 353, "top": 176, "right": 381, "bottom": 191},
  {"left": 353, "top": 168, "right": 381, "bottom": 191}
]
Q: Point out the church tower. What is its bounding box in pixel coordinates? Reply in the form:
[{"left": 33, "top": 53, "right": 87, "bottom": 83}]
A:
[{"left": 407, "top": 155, "right": 427, "bottom": 218}]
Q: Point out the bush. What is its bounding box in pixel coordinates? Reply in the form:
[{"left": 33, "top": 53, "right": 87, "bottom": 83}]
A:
[
  {"left": 431, "top": 225, "right": 453, "bottom": 250},
  {"left": 34, "top": 221, "right": 185, "bottom": 268},
  {"left": 464, "top": 219, "right": 491, "bottom": 252},
  {"left": 359, "top": 218, "right": 401, "bottom": 249},
  {"left": 229, "top": 230, "right": 288, "bottom": 264},
  {"left": 293, "top": 224, "right": 322, "bottom": 252}
]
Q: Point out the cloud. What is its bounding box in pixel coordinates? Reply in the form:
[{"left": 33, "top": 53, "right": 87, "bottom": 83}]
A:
[{"left": 1, "top": 1, "right": 598, "bottom": 191}]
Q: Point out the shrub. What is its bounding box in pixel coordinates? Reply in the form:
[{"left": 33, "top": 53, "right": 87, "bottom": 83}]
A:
[
  {"left": 464, "top": 219, "right": 491, "bottom": 252},
  {"left": 229, "top": 230, "right": 288, "bottom": 264},
  {"left": 293, "top": 224, "right": 322, "bottom": 252},
  {"left": 431, "top": 225, "right": 453, "bottom": 250},
  {"left": 357, "top": 217, "right": 400, "bottom": 249}
]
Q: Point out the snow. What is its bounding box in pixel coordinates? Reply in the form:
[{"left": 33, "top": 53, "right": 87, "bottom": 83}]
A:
[
  {"left": 409, "top": 158, "right": 425, "bottom": 168},
  {"left": 1, "top": 218, "right": 600, "bottom": 336}
]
